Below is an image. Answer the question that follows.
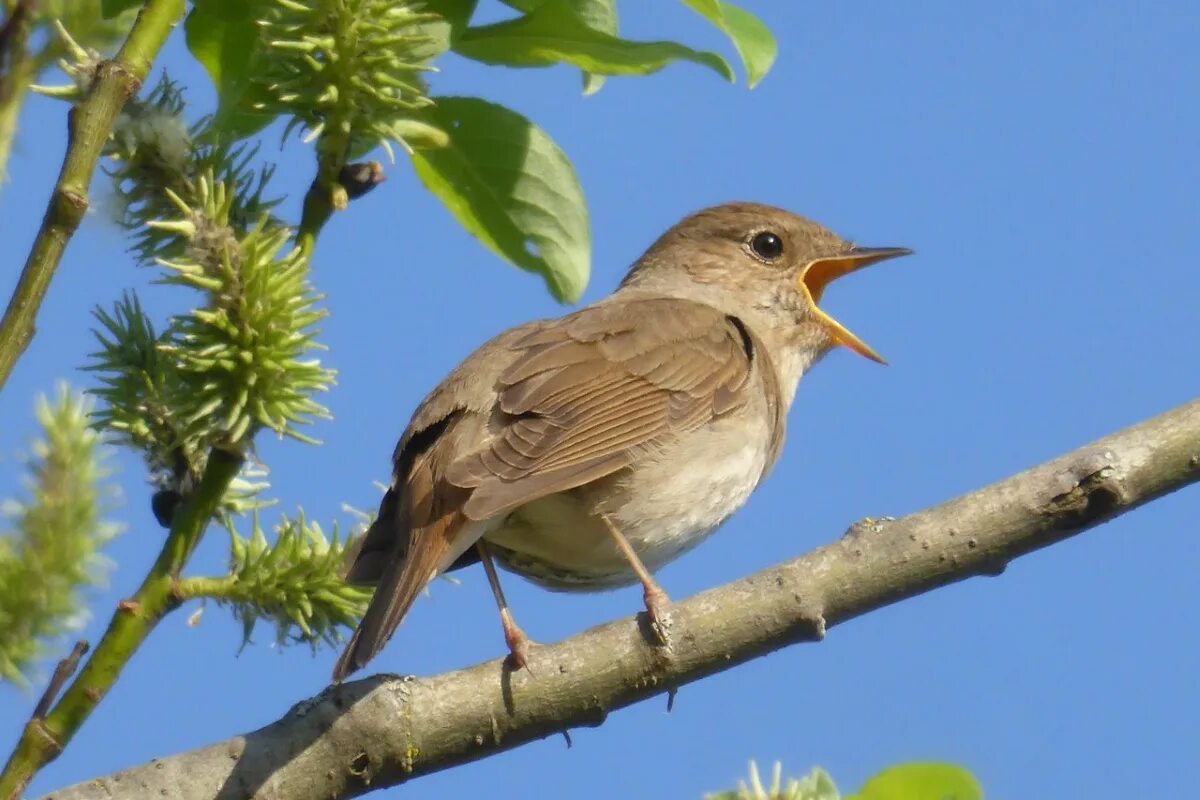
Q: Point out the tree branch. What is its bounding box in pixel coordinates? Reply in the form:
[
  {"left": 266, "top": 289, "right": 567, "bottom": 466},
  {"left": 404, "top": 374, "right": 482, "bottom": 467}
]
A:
[
  {"left": 0, "top": 0, "right": 184, "bottom": 393},
  {"left": 41, "top": 398, "right": 1200, "bottom": 800}
]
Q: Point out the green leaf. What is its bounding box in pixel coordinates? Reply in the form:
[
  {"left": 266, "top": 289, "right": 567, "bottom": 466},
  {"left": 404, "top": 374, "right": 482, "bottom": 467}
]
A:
[
  {"left": 455, "top": 0, "right": 733, "bottom": 83},
  {"left": 847, "top": 763, "right": 983, "bottom": 800},
  {"left": 184, "top": 0, "right": 257, "bottom": 98},
  {"left": 101, "top": 0, "right": 141, "bottom": 18},
  {"left": 440, "top": 0, "right": 481, "bottom": 40},
  {"left": 572, "top": 0, "right": 618, "bottom": 95},
  {"left": 184, "top": 0, "right": 276, "bottom": 140},
  {"left": 494, "top": 0, "right": 618, "bottom": 94},
  {"left": 681, "top": 0, "right": 777, "bottom": 88},
  {"left": 410, "top": 97, "right": 589, "bottom": 303}
]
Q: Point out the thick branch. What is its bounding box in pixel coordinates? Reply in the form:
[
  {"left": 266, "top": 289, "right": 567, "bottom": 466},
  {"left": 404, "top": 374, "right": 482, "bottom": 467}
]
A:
[
  {"left": 42, "top": 398, "right": 1200, "bottom": 800},
  {"left": 0, "top": 0, "right": 184, "bottom": 393}
]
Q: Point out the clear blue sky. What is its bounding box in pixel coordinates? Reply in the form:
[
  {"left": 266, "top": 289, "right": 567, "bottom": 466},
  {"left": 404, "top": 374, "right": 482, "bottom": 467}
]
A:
[{"left": 2, "top": 2, "right": 1198, "bottom": 797}]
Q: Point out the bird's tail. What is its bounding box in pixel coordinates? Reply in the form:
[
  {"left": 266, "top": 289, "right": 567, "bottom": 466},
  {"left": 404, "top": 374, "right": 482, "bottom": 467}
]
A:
[
  {"left": 332, "top": 510, "right": 466, "bottom": 681},
  {"left": 341, "top": 489, "right": 401, "bottom": 585}
]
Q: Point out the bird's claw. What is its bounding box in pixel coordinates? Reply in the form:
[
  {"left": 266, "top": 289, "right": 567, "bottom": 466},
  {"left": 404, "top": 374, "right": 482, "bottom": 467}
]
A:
[
  {"left": 643, "top": 586, "right": 673, "bottom": 646},
  {"left": 502, "top": 612, "right": 534, "bottom": 673}
]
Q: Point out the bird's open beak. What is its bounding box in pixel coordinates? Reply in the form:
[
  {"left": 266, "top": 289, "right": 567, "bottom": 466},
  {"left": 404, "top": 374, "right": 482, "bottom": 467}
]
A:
[{"left": 799, "top": 246, "right": 913, "bottom": 364}]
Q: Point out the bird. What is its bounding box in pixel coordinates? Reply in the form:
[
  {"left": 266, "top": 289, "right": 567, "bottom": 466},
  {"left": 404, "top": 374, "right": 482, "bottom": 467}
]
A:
[{"left": 332, "top": 202, "right": 910, "bottom": 681}]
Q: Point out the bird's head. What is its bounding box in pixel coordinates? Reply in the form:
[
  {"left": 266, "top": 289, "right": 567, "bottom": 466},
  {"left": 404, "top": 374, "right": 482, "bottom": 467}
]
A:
[{"left": 623, "top": 202, "right": 911, "bottom": 365}]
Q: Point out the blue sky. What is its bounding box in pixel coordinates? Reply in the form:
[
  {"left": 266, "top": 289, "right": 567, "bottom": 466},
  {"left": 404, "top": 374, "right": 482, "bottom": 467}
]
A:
[{"left": 2, "top": 2, "right": 1198, "bottom": 797}]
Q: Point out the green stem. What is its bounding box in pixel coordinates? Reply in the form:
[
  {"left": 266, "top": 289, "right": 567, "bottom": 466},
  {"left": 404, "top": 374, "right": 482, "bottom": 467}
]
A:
[
  {"left": 0, "top": 449, "right": 244, "bottom": 800},
  {"left": 295, "top": 120, "right": 353, "bottom": 259},
  {"left": 0, "top": 0, "right": 185, "bottom": 394},
  {"left": 173, "top": 575, "right": 238, "bottom": 602}
]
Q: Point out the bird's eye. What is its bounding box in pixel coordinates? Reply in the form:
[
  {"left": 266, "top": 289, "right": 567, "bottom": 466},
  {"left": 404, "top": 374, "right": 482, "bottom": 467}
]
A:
[{"left": 749, "top": 231, "right": 784, "bottom": 262}]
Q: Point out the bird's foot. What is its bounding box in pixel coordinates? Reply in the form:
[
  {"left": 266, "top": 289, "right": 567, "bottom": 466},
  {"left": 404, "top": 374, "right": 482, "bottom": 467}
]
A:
[
  {"left": 500, "top": 608, "right": 534, "bottom": 672},
  {"left": 642, "top": 584, "right": 673, "bottom": 646}
]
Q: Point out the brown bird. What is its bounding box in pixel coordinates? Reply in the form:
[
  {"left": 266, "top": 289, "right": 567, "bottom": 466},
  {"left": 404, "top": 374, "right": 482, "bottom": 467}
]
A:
[{"left": 333, "top": 202, "right": 910, "bottom": 681}]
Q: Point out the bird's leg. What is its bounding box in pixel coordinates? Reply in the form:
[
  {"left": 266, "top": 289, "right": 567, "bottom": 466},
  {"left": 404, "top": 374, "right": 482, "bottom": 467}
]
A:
[
  {"left": 599, "top": 513, "right": 672, "bottom": 645},
  {"left": 476, "top": 541, "right": 532, "bottom": 670}
]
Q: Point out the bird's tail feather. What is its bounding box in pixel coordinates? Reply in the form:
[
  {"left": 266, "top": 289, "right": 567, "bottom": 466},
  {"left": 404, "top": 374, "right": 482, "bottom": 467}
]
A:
[{"left": 332, "top": 511, "right": 466, "bottom": 681}]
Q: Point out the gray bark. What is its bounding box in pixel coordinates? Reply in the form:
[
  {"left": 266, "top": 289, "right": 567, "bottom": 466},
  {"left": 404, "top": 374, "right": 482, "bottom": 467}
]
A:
[{"left": 43, "top": 398, "right": 1200, "bottom": 800}]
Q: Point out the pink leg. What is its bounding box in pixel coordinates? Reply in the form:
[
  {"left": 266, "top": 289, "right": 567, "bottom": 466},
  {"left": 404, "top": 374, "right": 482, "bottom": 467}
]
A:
[
  {"left": 599, "top": 513, "right": 672, "bottom": 644},
  {"left": 477, "top": 541, "right": 533, "bottom": 669}
]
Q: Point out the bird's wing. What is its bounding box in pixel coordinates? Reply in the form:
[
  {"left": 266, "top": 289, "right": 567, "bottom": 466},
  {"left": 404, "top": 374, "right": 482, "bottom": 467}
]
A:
[
  {"left": 335, "top": 319, "right": 555, "bottom": 679},
  {"left": 339, "top": 317, "right": 555, "bottom": 587},
  {"left": 341, "top": 414, "right": 477, "bottom": 587},
  {"left": 333, "top": 408, "right": 477, "bottom": 680},
  {"left": 447, "top": 297, "right": 760, "bottom": 521}
]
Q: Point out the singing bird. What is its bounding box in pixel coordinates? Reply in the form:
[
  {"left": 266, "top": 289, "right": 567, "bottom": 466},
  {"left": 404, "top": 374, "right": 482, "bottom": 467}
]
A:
[{"left": 333, "top": 202, "right": 910, "bottom": 680}]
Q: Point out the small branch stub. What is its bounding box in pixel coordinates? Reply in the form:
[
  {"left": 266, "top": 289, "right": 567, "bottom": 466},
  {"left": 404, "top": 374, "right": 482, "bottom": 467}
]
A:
[{"left": 30, "top": 642, "right": 89, "bottom": 721}]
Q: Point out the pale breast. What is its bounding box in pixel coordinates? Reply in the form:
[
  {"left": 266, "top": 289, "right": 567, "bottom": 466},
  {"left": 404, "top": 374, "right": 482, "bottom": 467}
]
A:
[{"left": 483, "top": 410, "right": 774, "bottom": 590}]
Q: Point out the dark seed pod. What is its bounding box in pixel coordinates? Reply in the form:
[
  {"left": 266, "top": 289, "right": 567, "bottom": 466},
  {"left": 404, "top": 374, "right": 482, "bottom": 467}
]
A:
[
  {"left": 151, "top": 489, "right": 183, "bottom": 529},
  {"left": 339, "top": 161, "right": 386, "bottom": 199}
]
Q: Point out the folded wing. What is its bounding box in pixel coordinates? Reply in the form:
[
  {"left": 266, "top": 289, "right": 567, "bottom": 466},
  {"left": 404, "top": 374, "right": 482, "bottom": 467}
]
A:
[{"left": 448, "top": 298, "right": 759, "bottom": 520}]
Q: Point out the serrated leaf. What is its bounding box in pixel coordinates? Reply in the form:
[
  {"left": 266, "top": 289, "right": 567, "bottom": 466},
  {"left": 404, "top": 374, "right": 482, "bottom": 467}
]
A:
[
  {"left": 455, "top": 0, "right": 733, "bottom": 83},
  {"left": 847, "top": 763, "right": 983, "bottom": 800},
  {"left": 101, "top": 0, "right": 142, "bottom": 18},
  {"left": 681, "top": 0, "right": 777, "bottom": 88},
  {"left": 410, "top": 97, "right": 589, "bottom": 303},
  {"left": 184, "top": 0, "right": 276, "bottom": 140}
]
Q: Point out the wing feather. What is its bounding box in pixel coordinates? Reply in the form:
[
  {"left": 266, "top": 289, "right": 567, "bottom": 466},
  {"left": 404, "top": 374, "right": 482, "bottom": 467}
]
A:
[
  {"left": 448, "top": 298, "right": 760, "bottom": 521},
  {"left": 334, "top": 412, "right": 478, "bottom": 680}
]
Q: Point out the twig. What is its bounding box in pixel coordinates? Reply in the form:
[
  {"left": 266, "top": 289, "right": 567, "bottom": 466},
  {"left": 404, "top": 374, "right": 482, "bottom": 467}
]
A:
[
  {"left": 0, "top": 0, "right": 185, "bottom": 393},
  {"left": 295, "top": 130, "right": 350, "bottom": 256},
  {"left": 29, "top": 641, "right": 88, "bottom": 721},
  {"left": 295, "top": 70, "right": 357, "bottom": 258},
  {"left": 38, "top": 397, "right": 1200, "bottom": 800},
  {"left": 172, "top": 575, "right": 237, "bottom": 603}
]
